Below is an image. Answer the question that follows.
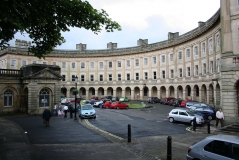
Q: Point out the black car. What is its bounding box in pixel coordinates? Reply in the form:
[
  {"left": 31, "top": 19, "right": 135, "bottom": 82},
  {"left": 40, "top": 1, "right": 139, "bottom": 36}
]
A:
[
  {"left": 148, "top": 97, "right": 161, "bottom": 103},
  {"left": 111, "top": 97, "right": 119, "bottom": 102},
  {"left": 173, "top": 99, "right": 183, "bottom": 107}
]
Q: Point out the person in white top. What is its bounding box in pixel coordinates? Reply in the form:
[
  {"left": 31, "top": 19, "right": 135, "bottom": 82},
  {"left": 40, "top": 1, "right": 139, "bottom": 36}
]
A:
[
  {"left": 63, "top": 105, "right": 68, "bottom": 118},
  {"left": 216, "top": 108, "right": 224, "bottom": 128}
]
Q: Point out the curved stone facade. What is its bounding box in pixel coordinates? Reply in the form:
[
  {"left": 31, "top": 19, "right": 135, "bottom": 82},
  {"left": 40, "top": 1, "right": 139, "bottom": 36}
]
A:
[{"left": 0, "top": 0, "right": 238, "bottom": 124}]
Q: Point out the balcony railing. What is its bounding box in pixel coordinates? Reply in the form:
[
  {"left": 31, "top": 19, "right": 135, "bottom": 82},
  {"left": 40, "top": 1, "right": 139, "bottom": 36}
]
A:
[{"left": 0, "top": 69, "right": 22, "bottom": 77}]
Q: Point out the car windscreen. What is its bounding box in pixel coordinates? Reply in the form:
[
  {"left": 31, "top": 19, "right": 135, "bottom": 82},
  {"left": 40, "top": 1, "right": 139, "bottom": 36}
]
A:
[
  {"left": 186, "top": 110, "right": 197, "bottom": 116},
  {"left": 81, "top": 105, "right": 93, "bottom": 110}
]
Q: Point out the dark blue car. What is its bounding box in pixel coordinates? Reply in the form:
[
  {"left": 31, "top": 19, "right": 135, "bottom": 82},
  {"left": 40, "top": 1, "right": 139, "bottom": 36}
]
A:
[{"left": 190, "top": 105, "right": 216, "bottom": 120}]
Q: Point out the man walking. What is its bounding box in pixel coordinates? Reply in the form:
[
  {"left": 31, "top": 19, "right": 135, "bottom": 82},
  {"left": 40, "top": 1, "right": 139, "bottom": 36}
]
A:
[
  {"left": 63, "top": 105, "right": 68, "bottom": 118},
  {"left": 216, "top": 108, "right": 224, "bottom": 128},
  {"left": 42, "top": 107, "right": 52, "bottom": 127}
]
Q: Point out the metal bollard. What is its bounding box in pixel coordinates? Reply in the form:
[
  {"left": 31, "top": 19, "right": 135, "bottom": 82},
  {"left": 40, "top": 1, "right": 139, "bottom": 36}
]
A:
[
  {"left": 128, "top": 124, "right": 131, "bottom": 143},
  {"left": 167, "top": 136, "right": 172, "bottom": 160},
  {"left": 207, "top": 120, "right": 211, "bottom": 134},
  {"left": 193, "top": 117, "right": 196, "bottom": 131}
]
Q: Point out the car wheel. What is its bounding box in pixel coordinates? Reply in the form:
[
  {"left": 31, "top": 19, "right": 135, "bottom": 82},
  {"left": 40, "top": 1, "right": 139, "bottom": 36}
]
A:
[
  {"left": 208, "top": 116, "right": 212, "bottom": 120},
  {"left": 106, "top": 106, "right": 109, "bottom": 109},
  {"left": 116, "top": 107, "right": 120, "bottom": 109},
  {"left": 169, "top": 117, "right": 174, "bottom": 123}
]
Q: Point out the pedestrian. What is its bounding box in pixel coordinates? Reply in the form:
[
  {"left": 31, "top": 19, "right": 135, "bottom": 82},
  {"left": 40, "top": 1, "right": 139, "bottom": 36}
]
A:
[
  {"left": 99, "top": 102, "right": 103, "bottom": 109},
  {"left": 63, "top": 105, "right": 68, "bottom": 118},
  {"left": 216, "top": 108, "right": 224, "bottom": 128},
  {"left": 42, "top": 107, "right": 52, "bottom": 127},
  {"left": 53, "top": 103, "right": 58, "bottom": 116}
]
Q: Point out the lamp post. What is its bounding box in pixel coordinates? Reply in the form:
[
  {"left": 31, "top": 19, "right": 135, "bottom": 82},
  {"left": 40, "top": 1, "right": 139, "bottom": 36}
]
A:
[{"left": 74, "top": 76, "right": 78, "bottom": 120}]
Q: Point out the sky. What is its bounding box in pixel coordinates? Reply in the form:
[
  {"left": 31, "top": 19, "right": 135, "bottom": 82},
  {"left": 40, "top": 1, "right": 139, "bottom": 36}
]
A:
[{"left": 9, "top": 0, "right": 220, "bottom": 50}]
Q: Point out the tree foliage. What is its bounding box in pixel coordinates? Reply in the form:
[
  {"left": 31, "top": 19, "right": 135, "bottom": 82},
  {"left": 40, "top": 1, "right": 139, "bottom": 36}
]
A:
[{"left": 0, "top": 0, "right": 121, "bottom": 58}]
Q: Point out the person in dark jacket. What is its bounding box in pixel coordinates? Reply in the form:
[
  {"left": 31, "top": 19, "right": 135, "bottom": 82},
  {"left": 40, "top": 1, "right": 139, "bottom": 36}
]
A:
[{"left": 42, "top": 107, "right": 52, "bottom": 127}]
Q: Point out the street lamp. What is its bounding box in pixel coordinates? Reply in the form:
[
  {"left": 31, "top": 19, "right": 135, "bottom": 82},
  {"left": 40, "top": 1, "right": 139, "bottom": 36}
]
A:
[{"left": 74, "top": 75, "right": 78, "bottom": 120}]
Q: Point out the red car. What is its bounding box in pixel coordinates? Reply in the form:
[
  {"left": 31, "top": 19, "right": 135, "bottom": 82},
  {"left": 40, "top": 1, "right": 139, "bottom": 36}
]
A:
[
  {"left": 110, "top": 101, "right": 129, "bottom": 109},
  {"left": 103, "top": 101, "right": 112, "bottom": 109},
  {"left": 180, "top": 100, "right": 194, "bottom": 107}
]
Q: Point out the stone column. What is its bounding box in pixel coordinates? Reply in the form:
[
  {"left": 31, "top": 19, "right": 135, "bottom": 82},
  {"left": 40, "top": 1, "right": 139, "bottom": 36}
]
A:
[{"left": 131, "top": 90, "right": 134, "bottom": 101}]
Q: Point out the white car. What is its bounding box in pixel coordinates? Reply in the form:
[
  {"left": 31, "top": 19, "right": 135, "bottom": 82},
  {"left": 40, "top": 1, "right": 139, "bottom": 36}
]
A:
[{"left": 93, "top": 100, "right": 103, "bottom": 107}]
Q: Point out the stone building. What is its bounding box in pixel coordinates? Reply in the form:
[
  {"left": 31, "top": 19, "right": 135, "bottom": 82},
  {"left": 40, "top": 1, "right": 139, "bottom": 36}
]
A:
[{"left": 0, "top": 0, "right": 238, "bottom": 124}]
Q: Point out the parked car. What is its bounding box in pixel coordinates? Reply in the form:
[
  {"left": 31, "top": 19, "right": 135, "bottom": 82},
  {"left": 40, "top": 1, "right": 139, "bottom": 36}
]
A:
[
  {"left": 67, "top": 102, "right": 80, "bottom": 112},
  {"left": 111, "top": 97, "right": 119, "bottom": 102},
  {"left": 172, "top": 99, "right": 183, "bottom": 107},
  {"left": 110, "top": 101, "right": 129, "bottom": 109},
  {"left": 89, "top": 100, "right": 98, "bottom": 105},
  {"left": 168, "top": 99, "right": 175, "bottom": 106},
  {"left": 103, "top": 96, "right": 113, "bottom": 100},
  {"left": 103, "top": 101, "right": 112, "bottom": 108},
  {"left": 185, "top": 101, "right": 199, "bottom": 108},
  {"left": 187, "top": 134, "right": 239, "bottom": 160},
  {"left": 160, "top": 98, "right": 166, "bottom": 104},
  {"left": 78, "top": 104, "right": 96, "bottom": 119},
  {"left": 148, "top": 97, "right": 161, "bottom": 103},
  {"left": 80, "top": 99, "right": 90, "bottom": 105},
  {"left": 167, "top": 108, "right": 204, "bottom": 125},
  {"left": 119, "top": 97, "right": 130, "bottom": 102},
  {"left": 93, "top": 100, "right": 103, "bottom": 107},
  {"left": 90, "top": 96, "right": 98, "bottom": 100},
  {"left": 190, "top": 105, "right": 216, "bottom": 120},
  {"left": 162, "top": 97, "right": 175, "bottom": 105}
]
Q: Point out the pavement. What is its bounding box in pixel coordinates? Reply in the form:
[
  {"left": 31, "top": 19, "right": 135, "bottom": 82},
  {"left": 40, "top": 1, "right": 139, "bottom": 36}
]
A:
[{"left": 0, "top": 114, "right": 239, "bottom": 160}]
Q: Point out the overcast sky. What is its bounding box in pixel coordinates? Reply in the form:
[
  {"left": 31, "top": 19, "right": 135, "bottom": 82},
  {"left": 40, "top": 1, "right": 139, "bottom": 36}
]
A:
[{"left": 9, "top": 0, "right": 220, "bottom": 50}]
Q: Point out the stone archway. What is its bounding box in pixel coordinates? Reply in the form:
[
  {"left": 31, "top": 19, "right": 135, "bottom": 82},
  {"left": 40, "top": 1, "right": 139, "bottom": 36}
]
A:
[
  {"left": 193, "top": 85, "right": 199, "bottom": 101},
  {"left": 61, "top": 87, "right": 67, "bottom": 98},
  {"left": 209, "top": 84, "right": 214, "bottom": 106},
  {"left": 160, "top": 86, "right": 166, "bottom": 98},
  {"left": 107, "top": 87, "right": 113, "bottom": 96},
  {"left": 116, "top": 87, "right": 122, "bottom": 97},
  {"left": 185, "top": 85, "right": 191, "bottom": 100},
  {"left": 125, "top": 87, "right": 131, "bottom": 97},
  {"left": 177, "top": 85, "right": 183, "bottom": 99},
  {"left": 168, "top": 86, "right": 175, "bottom": 97},
  {"left": 89, "top": 87, "right": 95, "bottom": 98},
  {"left": 151, "top": 86, "right": 157, "bottom": 97},
  {"left": 134, "top": 87, "right": 140, "bottom": 100},
  {"left": 98, "top": 87, "right": 104, "bottom": 99}
]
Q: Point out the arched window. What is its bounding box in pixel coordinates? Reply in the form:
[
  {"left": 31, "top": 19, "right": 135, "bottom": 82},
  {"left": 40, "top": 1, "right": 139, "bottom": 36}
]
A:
[
  {"left": 39, "top": 88, "right": 50, "bottom": 107},
  {"left": 4, "top": 90, "right": 13, "bottom": 107}
]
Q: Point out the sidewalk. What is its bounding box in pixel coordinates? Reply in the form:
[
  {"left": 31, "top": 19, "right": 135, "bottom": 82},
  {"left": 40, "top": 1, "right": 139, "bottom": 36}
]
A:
[{"left": 0, "top": 116, "right": 238, "bottom": 160}]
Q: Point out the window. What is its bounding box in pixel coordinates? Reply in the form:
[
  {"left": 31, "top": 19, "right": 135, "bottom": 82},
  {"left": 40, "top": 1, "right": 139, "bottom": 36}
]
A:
[
  {"left": 178, "top": 51, "right": 182, "bottom": 60},
  {"left": 90, "top": 75, "right": 94, "bottom": 81},
  {"left": 217, "top": 58, "right": 220, "bottom": 72},
  {"left": 170, "top": 69, "right": 174, "bottom": 78},
  {"left": 81, "top": 75, "right": 84, "bottom": 81},
  {"left": 216, "top": 34, "right": 220, "bottom": 47},
  {"left": 202, "top": 43, "right": 206, "bottom": 53},
  {"left": 62, "top": 62, "right": 66, "bottom": 68},
  {"left": 11, "top": 60, "right": 16, "bottom": 66},
  {"left": 209, "top": 39, "right": 213, "bottom": 50},
  {"left": 99, "top": 74, "right": 103, "bottom": 81},
  {"left": 22, "top": 61, "right": 26, "bottom": 66},
  {"left": 187, "top": 67, "right": 190, "bottom": 76},
  {"left": 195, "top": 65, "right": 198, "bottom": 76},
  {"left": 71, "top": 75, "right": 77, "bottom": 81},
  {"left": 118, "top": 74, "right": 121, "bottom": 81},
  {"left": 135, "top": 73, "right": 139, "bottom": 80},
  {"left": 144, "top": 72, "right": 148, "bottom": 80},
  {"left": 162, "top": 55, "right": 165, "bottom": 63},
  {"left": 43, "top": 62, "right": 47, "bottom": 65},
  {"left": 118, "top": 61, "right": 121, "bottom": 67},
  {"left": 4, "top": 90, "right": 13, "bottom": 107},
  {"left": 127, "top": 73, "right": 130, "bottom": 80},
  {"left": 72, "top": 62, "right": 75, "bottom": 68},
  {"left": 33, "top": 61, "right": 36, "bottom": 64},
  {"left": 162, "top": 70, "right": 165, "bottom": 79},
  {"left": 179, "top": 68, "right": 182, "bottom": 77},
  {"left": 90, "top": 62, "right": 94, "bottom": 68},
  {"left": 203, "top": 63, "right": 206, "bottom": 75},
  {"left": 52, "top": 62, "right": 56, "bottom": 66},
  {"left": 170, "top": 54, "right": 173, "bottom": 61},
  {"left": 186, "top": 49, "right": 190, "bottom": 58},
  {"left": 108, "top": 74, "right": 112, "bottom": 81},
  {"left": 126, "top": 60, "right": 130, "bottom": 67},
  {"left": 144, "top": 58, "right": 148, "bottom": 65},
  {"left": 62, "top": 75, "right": 66, "bottom": 81},
  {"left": 204, "top": 140, "right": 231, "bottom": 159},
  {"left": 99, "top": 62, "right": 103, "bottom": 69},
  {"left": 81, "top": 62, "right": 85, "bottom": 68},
  {"left": 194, "top": 46, "right": 198, "bottom": 56},
  {"left": 152, "top": 57, "right": 156, "bottom": 64},
  {"left": 210, "top": 61, "right": 214, "bottom": 73},
  {"left": 109, "top": 61, "right": 112, "bottom": 68},
  {"left": 135, "top": 59, "right": 139, "bottom": 66},
  {"left": 153, "top": 71, "right": 156, "bottom": 79},
  {"left": 39, "top": 88, "right": 50, "bottom": 107}
]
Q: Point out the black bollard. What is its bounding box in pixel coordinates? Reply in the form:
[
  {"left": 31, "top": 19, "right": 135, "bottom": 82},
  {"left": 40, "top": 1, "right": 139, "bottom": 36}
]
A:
[
  {"left": 128, "top": 124, "right": 131, "bottom": 143},
  {"left": 193, "top": 117, "right": 196, "bottom": 131},
  {"left": 167, "top": 136, "right": 172, "bottom": 160},
  {"left": 207, "top": 120, "right": 211, "bottom": 134}
]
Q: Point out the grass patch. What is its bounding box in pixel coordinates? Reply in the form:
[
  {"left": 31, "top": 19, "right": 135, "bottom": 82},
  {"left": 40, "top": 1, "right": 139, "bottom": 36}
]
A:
[{"left": 128, "top": 103, "right": 144, "bottom": 109}]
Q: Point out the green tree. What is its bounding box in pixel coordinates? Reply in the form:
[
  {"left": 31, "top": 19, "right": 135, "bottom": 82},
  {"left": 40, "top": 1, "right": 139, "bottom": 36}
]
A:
[{"left": 0, "top": 0, "right": 121, "bottom": 59}]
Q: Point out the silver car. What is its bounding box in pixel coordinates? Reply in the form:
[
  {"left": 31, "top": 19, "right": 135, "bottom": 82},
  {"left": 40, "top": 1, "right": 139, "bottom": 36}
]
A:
[
  {"left": 187, "top": 134, "right": 239, "bottom": 160},
  {"left": 167, "top": 108, "right": 204, "bottom": 125},
  {"left": 78, "top": 104, "right": 96, "bottom": 119}
]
